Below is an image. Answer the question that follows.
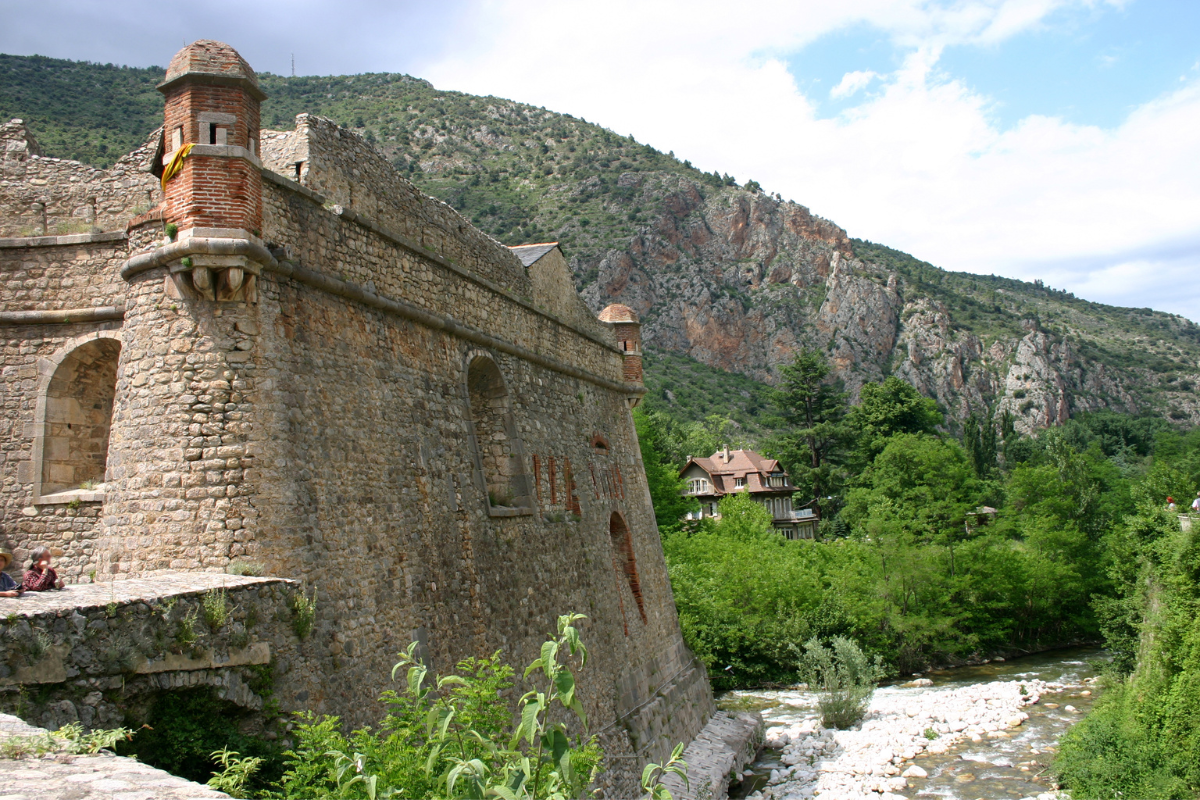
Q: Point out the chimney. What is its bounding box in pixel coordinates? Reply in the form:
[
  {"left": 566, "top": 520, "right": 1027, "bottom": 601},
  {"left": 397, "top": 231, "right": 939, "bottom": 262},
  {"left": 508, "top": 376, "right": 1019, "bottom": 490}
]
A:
[{"left": 723, "top": 447, "right": 730, "bottom": 463}]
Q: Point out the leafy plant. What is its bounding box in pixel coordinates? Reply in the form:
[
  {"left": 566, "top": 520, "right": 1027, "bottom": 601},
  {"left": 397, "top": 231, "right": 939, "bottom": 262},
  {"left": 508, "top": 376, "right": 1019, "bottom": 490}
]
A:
[
  {"left": 202, "top": 588, "right": 230, "bottom": 631},
  {"left": 206, "top": 747, "right": 264, "bottom": 796},
  {"left": 292, "top": 588, "right": 316, "bottom": 641},
  {"left": 797, "top": 637, "right": 886, "bottom": 729},
  {"left": 176, "top": 606, "right": 201, "bottom": 648},
  {"left": 641, "top": 742, "right": 689, "bottom": 800},
  {"left": 277, "top": 613, "right": 611, "bottom": 800}
]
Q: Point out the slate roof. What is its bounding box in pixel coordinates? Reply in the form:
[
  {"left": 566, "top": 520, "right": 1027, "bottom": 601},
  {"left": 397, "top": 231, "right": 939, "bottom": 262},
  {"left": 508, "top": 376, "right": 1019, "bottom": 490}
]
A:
[
  {"left": 681, "top": 449, "right": 794, "bottom": 496},
  {"left": 507, "top": 242, "right": 560, "bottom": 267}
]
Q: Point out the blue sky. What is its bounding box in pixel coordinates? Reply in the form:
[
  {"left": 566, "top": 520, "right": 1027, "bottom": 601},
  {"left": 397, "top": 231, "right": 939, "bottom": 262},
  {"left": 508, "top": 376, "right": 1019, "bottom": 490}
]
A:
[
  {"left": 2, "top": 0, "right": 1199, "bottom": 322},
  {"left": 790, "top": 2, "right": 1200, "bottom": 130}
]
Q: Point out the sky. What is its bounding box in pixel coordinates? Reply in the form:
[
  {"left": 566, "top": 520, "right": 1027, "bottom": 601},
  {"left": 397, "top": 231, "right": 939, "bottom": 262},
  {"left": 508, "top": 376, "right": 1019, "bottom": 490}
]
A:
[{"left": 3, "top": 0, "right": 1199, "bottom": 320}]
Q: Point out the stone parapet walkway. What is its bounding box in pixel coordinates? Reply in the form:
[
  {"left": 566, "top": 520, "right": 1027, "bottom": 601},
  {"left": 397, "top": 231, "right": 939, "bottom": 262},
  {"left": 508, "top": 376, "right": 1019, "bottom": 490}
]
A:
[
  {"left": 0, "top": 572, "right": 284, "bottom": 618},
  {"left": 0, "top": 712, "right": 230, "bottom": 799}
]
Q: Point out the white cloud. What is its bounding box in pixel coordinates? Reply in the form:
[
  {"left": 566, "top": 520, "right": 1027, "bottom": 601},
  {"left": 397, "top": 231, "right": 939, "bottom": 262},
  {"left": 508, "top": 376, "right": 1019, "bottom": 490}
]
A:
[
  {"left": 831, "top": 70, "right": 879, "bottom": 99},
  {"left": 417, "top": 0, "right": 1200, "bottom": 320}
]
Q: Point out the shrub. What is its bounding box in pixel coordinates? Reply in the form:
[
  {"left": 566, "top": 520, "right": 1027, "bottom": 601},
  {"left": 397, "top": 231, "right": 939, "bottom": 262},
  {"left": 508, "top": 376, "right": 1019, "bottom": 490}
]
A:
[
  {"left": 291, "top": 588, "right": 316, "bottom": 641},
  {"left": 798, "top": 636, "right": 886, "bottom": 729},
  {"left": 275, "top": 613, "right": 626, "bottom": 800},
  {"left": 202, "top": 588, "right": 229, "bottom": 631}
]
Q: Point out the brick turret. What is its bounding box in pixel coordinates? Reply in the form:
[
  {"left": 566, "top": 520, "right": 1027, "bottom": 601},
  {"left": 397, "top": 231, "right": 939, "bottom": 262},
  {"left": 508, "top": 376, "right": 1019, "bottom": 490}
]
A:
[
  {"left": 158, "top": 40, "right": 265, "bottom": 238},
  {"left": 599, "top": 304, "right": 643, "bottom": 385}
]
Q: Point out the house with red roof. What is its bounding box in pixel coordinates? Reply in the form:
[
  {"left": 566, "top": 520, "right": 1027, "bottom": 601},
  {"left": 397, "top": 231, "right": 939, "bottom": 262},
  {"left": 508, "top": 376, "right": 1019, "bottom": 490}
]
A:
[{"left": 679, "top": 448, "right": 817, "bottom": 539}]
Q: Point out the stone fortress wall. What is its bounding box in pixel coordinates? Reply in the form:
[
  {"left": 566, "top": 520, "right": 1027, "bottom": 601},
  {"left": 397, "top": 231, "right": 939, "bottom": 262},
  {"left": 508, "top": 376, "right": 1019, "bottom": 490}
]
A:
[{"left": 0, "top": 40, "right": 722, "bottom": 796}]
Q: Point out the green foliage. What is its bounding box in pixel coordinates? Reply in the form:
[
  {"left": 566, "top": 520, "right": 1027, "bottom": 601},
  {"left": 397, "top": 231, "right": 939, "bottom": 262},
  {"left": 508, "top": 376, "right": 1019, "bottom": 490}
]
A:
[
  {"left": 292, "top": 588, "right": 316, "bottom": 640},
  {"left": 0, "top": 723, "right": 132, "bottom": 760},
  {"left": 768, "top": 350, "right": 852, "bottom": 516},
  {"left": 633, "top": 407, "right": 698, "bottom": 534},
  {"left": 1056, "top": 481, "right": 1200, "bottom": 797},
  {"left": 176, "top": 606, "right": 201, "bottom": 648},
  {"left": 118, "top": 689, "right": 282, "bottom": 790},
  {"left": 276, "top": 615, "right": 607, "bottom": 800},
  {"left": 848, "top": 377, "right": 942, "bottom": 462},
  {"left": 797, "top": 637, "right": 886, "bottom": 729},
  {"left": 207, "top": 747, "right": 265, "bottom": 796},
  {"left": 641, "top": 351, "right": 777, "bottom": 449},
  {"left": 641, "top": 742, "right": 689, "bottom": 800},
  {"left": 203, "top": 588, "right": 230, "bottom": 631}
]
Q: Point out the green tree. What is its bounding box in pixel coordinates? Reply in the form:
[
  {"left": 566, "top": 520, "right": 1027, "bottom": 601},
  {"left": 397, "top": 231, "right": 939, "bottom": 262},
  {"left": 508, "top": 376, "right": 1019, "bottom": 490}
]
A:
[
  {"left": 770, "top": 350, "right": 851, "bottom": 519},
  {"left": 848, "top": 377, "right": 942, "bottom": 461},
  {"left": 633, "top": 407, "right": 698, "bottom": 534},
  {"left": 962, "top": 411, "right": 998, "bottom": 478}
]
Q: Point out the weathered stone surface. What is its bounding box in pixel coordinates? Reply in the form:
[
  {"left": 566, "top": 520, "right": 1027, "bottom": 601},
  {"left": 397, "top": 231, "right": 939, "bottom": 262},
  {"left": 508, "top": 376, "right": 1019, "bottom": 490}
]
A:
[
  {"left": 0, "top": 41, "right": 716, "bottom": 797},
  {"left": 0, "top": 574, "right": 304, "bottom": 734},
  {"left": 0, "top": 712, "right": 230, "bottom": 799},
  {"left": 660, "top": 711, "right": 763, "bottom": 800}
]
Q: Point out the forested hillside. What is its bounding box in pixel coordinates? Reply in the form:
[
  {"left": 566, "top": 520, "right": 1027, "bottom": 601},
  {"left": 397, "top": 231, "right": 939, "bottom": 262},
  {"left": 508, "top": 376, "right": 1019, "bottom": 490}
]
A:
[{"left": 3, "top": 52, "right": 1199, "bottom": 439}]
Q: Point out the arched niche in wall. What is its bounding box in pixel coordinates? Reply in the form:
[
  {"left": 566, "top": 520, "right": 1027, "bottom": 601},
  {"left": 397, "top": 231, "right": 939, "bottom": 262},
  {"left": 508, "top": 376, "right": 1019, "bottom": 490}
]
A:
[
  {"left": 33, "top": 333, "right": 122, "bottom": 503},
  {"left": 464, "top": 353, "right": 533, "bottom": 516},
  {"left": 609, "top": 511, "right": 647, "bottom": 633}
]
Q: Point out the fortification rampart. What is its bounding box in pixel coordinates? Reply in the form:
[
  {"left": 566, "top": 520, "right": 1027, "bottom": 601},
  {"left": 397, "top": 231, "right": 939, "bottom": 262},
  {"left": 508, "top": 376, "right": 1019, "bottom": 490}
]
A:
[
  {"left": 0, "top": 121, "right": 162, "bottom": 238},
  {"left": 0, "top": 40, "right": 730, "bottom": 797}
]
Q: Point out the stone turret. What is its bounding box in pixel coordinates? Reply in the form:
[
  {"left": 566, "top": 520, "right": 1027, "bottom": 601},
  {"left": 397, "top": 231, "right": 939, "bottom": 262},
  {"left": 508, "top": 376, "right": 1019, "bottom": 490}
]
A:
[
  {"left": 156, "top": 40, "right": 266, "bottom": 302},
  {"left": 599, "top": 304, "right": 643, "bottom": 386}
]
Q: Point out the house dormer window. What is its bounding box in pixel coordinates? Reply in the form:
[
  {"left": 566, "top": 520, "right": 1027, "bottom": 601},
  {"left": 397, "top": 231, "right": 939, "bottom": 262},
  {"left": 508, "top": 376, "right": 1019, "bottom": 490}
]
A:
[{"left": 734, "top": 477, "right": 746, "bottom": 488}]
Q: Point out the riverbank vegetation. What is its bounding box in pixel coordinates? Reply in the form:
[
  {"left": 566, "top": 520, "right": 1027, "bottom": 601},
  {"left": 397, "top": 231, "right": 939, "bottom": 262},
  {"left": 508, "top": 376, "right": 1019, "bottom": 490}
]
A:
[
  {"left": 637, "top": 349, "right": 1192, "bottom": 696},
  {"left": 1054, "top": 446, "right": 1200, "bottom": 798}
]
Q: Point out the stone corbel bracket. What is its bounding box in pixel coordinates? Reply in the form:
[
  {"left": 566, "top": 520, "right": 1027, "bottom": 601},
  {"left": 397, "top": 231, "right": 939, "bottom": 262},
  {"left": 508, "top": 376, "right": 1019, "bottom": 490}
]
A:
[{"left": 122, "top": 237, "right": 273, "bottom": 303}]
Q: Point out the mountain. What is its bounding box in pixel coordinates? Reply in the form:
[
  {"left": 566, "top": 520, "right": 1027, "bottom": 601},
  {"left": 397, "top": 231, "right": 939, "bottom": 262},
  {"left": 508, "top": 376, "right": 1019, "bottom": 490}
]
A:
[{"left": 4, "top": 52, "right": 1199, "bottom": 435}]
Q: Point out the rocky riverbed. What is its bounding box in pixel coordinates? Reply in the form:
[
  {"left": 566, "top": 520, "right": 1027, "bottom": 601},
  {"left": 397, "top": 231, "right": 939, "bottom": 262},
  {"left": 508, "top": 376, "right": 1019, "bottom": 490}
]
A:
[{"left": 725, "top": 648, "right": 1105, "bottom": 800}]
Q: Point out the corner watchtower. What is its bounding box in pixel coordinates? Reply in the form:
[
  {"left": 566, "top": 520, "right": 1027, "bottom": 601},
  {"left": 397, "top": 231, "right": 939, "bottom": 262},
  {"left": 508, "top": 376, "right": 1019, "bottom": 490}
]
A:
[
  {"left": 598, "top": 304, "right": 643, "bottom": 386},
  {"left": 158, "top": 40, "right": 266, "bottom": 239}
]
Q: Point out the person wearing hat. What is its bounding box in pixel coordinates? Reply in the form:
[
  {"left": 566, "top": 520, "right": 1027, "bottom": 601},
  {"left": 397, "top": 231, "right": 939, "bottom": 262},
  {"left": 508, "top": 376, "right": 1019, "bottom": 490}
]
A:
[{"left": 0, "top": 550, "right": 22, "bottom": 597}]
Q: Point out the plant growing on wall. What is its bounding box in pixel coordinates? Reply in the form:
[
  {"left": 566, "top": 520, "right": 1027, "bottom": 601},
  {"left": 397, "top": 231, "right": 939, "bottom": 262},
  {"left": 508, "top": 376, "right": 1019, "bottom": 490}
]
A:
[{"left": 263, "top": 613, "right": 686, "bottom": 799}]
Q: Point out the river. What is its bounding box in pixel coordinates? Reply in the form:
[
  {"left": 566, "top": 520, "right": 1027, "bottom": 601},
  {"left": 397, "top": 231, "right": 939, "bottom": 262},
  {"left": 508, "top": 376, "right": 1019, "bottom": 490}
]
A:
[{"left": 720, "top": 646, "right": 1107, "bottom": 800}]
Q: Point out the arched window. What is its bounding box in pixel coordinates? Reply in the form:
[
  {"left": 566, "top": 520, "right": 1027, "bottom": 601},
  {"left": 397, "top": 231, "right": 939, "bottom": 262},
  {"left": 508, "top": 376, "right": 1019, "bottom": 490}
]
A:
[
  {"left": 609, "top": 512, "right": 646, "bottom": 633},
  {"left": 466, "top": 355, "right": 531, "bottom": 514},
  {"left": 37, "top": 337, "right": 121, "bottom": 499},
  {"left": 687, "top": 478, "right": 710, "bottom": 495}
]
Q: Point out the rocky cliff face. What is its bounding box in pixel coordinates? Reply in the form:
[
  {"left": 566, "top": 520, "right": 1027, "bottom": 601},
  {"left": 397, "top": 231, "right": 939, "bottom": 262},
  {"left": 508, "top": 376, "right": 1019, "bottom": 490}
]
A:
[{"left": 579, "top": 175, "right": 1196, "bottom": 433}]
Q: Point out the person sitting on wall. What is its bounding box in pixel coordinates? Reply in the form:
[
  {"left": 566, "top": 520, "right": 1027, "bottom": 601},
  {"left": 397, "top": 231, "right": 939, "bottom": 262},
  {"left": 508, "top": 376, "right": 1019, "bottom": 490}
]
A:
[
  {"left": 0, "top": 550, "right": 23, "bottom": 597},
  {"left": 22, "top": 548, "right": 64, "bottom": 591},
  {"left": 1167, "top": 497, "right": 1177, "bottom": 513}
]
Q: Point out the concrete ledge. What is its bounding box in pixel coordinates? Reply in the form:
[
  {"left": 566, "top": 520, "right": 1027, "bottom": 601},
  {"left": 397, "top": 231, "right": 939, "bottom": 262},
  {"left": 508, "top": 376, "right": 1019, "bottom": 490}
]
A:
[{"left": 0, "top": 231, "right": 127, "bottom": 249}]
